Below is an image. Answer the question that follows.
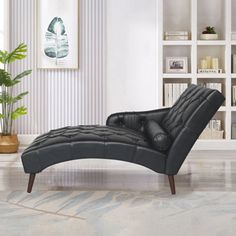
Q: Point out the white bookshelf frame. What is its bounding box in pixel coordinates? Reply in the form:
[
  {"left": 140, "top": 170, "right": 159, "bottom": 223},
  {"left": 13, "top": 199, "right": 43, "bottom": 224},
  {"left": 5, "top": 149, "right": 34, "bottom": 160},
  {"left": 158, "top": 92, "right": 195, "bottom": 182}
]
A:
[{"left": 157, "top": 0, "right": 236, "bottom": 149}]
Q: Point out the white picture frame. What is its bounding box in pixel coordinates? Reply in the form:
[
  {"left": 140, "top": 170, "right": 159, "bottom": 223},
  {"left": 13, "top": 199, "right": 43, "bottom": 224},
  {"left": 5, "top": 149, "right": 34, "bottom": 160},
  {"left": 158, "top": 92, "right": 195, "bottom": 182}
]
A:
[
  {"left": 37, "top": 0, "right": 79, "bottom": 69},
  {"left": 166, "top": 57, "right": 188, "bottom": 73}
]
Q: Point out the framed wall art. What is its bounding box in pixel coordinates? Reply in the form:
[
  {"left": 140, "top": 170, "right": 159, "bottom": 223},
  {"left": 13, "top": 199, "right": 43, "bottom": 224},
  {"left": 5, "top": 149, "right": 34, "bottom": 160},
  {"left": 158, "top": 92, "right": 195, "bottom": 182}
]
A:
[{"left": 37, "top": 0, "right": 78, "bottom": 69}]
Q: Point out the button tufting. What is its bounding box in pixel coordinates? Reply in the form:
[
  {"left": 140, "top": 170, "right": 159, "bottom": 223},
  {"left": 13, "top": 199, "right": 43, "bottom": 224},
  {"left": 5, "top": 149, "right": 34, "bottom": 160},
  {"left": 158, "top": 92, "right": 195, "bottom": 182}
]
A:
[
  {"left": 161, "top": 85, "right": 215, "bottom": 139},
  {"left": 23, "top": 125, "right": 151, "bottom": 154}
]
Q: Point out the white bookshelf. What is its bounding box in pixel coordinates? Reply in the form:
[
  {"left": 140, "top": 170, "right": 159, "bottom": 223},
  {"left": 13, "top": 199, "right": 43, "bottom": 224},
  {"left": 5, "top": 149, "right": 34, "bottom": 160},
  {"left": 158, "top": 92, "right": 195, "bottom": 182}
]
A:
[{"left": 158, "top": 0, "right": 236, "bottom": 149}]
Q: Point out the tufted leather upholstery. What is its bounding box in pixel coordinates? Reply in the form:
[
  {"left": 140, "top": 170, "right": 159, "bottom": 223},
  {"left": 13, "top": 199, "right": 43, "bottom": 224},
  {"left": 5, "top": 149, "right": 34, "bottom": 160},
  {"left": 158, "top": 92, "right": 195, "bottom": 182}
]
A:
[
  {"left": 22, "top": 125, "right": 166, "bottom": 174},
  {"left": 105, "top": 85, "right": 224, "bottom": 175},
  {"left": 144, "top": 120, "right": 171, "bottom": 152},
  {"left": 21, "top": 84, "right": 224, "bottom": 178},
  {"left": 24, "top": 126, "right": 151, "bottom": 153},
  {"left": 164, "top": 84, "right": 225, "bottom": 175},
  {"left": 106, "top": 108, "right": 170, "bottom": 133},
  {"left": 162, "top": 85, "right": 223, "bottom": 139}
]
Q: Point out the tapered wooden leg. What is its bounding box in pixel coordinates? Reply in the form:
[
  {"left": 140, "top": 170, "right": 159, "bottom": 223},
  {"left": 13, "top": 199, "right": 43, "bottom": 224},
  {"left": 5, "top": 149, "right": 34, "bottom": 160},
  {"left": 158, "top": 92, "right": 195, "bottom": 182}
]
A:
[
  {"left": 168, "top": 175, "right": 176, "bottom": 195},
  {"left": 27, "top": 174, "right": 36, "bottom": 193}
]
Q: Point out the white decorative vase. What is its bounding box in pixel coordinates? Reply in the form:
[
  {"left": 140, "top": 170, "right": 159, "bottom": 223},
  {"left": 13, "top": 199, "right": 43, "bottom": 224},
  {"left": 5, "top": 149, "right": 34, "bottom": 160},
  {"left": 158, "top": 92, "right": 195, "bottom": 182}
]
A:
[{"left": 200, "top": 34, "right": 218, "bottom": 40}]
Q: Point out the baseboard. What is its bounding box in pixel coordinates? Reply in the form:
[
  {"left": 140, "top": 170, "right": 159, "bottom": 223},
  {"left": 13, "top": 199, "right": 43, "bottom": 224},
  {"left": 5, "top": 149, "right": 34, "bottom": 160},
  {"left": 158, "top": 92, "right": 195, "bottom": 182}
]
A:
[{"left": 18, "top": 135, "right": 236, "bottom": 150}]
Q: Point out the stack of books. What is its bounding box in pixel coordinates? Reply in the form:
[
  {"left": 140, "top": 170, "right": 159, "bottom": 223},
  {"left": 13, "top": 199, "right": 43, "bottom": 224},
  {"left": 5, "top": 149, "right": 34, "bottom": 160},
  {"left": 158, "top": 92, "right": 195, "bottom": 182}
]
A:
[
  {"left": 164, "top": 83, "right": 188, "bottom": 106},
  {"left": 198, "top": 69, "right": 223, "bottom": 73},
  {"left": 199, "top": 119, "right": 224, "bottom": 139},
  {"left": 206, "top": 120, "right": 222, "bottom": 131},
  {"left": 232, "top": 85, "right": 236, "bottom": 106},
  {"left": 199, "top": 82, "right": 222, "bottom": 93},
  {"left": 164, "top": 31, "right": 189, "bottom": 40}
]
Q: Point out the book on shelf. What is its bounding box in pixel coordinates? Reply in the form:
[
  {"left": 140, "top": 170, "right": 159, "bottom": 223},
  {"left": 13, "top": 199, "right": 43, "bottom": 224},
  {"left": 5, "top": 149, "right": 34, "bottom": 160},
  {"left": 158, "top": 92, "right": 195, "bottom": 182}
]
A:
[
  {"left": 199, "top": 82, "right": 222, "bottom": 93},
  {"left": 232, "top": 85, "right": 236, "bottom": 106},
  {"left": 164, "top": 31, "right": 188, "bottom": 36},
  {"left": 206, "top": 119, "right": 221, "bottom": 131},
  {"left": 164, "top": 31, "right": 190, "bottom": 40},
  {"left": 198, "top": 69, "right": 223, "bottom": 74},
  {"left": 164, "top": 83, "right": 188, "bottom": 107},
  {"left": 165, "top": 36, "right": 189, "bottom": 40},
  {"left": 232, "top": 54, "right": 236, "bottom": 73},
  {"left": 232, "top": 32, "right": 236, "bottom": 40},
  {"left": 232, "top": 124, "right": 236, "bottom": 139},
  {"left": 199, "top": 119, "right": 224, "bottom": 139}
]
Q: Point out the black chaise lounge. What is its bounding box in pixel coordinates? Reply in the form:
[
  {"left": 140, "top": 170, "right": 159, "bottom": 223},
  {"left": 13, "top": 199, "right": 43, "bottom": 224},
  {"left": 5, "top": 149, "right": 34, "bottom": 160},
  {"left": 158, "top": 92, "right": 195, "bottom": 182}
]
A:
[{"left": 21, "top": 85, "right": 225, "bottom": 194}]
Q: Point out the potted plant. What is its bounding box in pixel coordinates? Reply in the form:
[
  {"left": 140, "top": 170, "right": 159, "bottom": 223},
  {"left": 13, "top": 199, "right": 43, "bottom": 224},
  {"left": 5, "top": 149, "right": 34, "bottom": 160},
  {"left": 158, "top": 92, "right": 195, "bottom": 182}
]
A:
[
  {"left": 0, "top": 43, "right": 31, "bottom": 153},
  {"left": 200, "top": 26, "right": 218, "bottom": 40}
]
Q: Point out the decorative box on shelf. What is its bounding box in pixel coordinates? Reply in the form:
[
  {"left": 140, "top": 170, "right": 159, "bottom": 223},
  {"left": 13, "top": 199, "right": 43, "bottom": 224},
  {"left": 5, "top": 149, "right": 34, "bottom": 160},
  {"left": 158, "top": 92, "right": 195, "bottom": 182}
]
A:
[
  {"left": 199, "top": 119, "right": 224, "bottom": 140},
  {"left": 199, "top": 129, "right": 224, "bottom": 139}
]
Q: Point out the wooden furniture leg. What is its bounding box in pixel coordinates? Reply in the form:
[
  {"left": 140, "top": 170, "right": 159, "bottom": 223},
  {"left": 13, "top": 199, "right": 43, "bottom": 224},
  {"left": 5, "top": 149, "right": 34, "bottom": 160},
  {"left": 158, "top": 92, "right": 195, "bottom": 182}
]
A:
[
  {"left": 168, "top": 175, "right": 176, "bottom": 195},
  {"left": 27, "top": 173, "right": 36, "bottom": 193}
]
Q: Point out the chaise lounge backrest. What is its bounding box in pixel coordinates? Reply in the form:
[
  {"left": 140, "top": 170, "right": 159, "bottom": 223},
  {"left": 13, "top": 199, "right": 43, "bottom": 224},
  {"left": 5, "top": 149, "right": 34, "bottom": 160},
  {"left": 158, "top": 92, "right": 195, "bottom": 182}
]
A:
[
  {"left": 163, "top": 84, "right": 225, "bottom": 175},
  {"left": 106, "top": 85, "right": 225, "bottom": 175}
]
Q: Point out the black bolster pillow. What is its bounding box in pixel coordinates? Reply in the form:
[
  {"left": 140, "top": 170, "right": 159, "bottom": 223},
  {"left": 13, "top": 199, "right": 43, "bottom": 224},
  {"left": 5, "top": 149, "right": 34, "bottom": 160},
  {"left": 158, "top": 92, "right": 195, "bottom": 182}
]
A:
[{"left": 144, "top": 120, "right": 172, "bottom": 152}]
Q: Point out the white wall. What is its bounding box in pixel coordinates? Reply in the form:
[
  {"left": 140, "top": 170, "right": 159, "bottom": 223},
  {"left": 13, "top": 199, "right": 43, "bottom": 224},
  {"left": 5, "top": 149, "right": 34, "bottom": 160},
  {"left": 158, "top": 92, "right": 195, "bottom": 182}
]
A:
[
  {"left": 106, "top": 0, "right": 158, "bottom": 115},
  {"left": 9, "top": 0, "right": 106, "bottom": 134},
  {"left": 0, "top": 0, "right": 4, "bottom": 51},
  {"left": 9, "top": 0, "right": 158, "bottom": 134},
  {"left": 0, "top": 0, "right": 9, "bottom": 52}
]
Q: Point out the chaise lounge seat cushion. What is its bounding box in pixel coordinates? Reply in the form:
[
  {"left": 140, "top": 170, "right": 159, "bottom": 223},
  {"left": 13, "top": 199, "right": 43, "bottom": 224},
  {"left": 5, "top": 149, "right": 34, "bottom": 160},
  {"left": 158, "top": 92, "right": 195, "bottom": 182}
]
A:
[{"left": 22, "top": 125, "right": 167, "bottom": 174}]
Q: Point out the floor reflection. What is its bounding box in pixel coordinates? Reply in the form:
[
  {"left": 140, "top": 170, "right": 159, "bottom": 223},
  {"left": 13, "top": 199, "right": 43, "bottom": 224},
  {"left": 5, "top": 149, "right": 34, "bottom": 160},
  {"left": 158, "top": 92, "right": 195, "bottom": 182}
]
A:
[{"left": 0, "top": 150, "right": 236, "bottom": 192}]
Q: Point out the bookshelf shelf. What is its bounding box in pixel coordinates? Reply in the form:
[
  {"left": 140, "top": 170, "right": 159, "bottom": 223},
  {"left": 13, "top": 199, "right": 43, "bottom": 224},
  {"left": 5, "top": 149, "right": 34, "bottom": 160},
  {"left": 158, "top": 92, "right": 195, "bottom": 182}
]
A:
[
  {"left": 162, "top": 40, "right": 192, "bottom": 46},
  {"left": 197, "top": 73, "right": 226, "bottom": 78},
  {"left": 197, "top": 40, "right": 226, "bottom": 45},
  {"left": 158, "top": 0, "right": 235, "bottom": 148},
  {"left": 163, "top": 73, "right": 193, "bottom": 78}
]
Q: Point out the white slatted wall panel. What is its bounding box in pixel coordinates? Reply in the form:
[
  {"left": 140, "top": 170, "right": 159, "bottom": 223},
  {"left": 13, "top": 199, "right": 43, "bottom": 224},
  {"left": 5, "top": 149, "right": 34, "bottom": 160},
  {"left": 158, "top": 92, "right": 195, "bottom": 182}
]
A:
[{"left": 9, "top": 0, "right": 106, "bottom": 134}]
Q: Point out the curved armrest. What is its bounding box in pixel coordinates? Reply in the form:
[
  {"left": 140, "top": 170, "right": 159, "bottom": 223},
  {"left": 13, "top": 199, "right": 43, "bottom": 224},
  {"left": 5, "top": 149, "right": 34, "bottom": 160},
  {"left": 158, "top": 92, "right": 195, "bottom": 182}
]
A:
[{"left": 106, "top": 108, "right": 170, "bottom": 133}]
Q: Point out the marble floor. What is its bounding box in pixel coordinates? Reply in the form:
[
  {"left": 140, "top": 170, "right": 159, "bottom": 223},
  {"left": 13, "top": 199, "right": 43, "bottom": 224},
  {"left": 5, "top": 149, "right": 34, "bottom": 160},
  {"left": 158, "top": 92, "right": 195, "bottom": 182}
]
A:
[{"left": 0, "top": 149, "right": 236, "bottom": 235}]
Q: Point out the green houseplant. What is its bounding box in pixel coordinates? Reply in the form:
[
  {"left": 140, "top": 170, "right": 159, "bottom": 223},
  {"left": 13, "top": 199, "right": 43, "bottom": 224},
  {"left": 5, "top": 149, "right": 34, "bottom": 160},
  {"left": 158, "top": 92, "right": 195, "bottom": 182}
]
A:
[
  {"left": 0, "top": 43, "right": 31, "bottom": 153},
  {"left": 200, "top": 26, "right": 218, "bottom": 40}
]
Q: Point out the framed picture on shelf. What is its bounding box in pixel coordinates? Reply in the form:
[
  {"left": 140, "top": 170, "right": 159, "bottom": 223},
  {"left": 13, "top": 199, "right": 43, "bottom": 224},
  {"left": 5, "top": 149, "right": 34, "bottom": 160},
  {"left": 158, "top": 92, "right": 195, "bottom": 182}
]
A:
[{"left": 166, "top": 57, "right": 188, "bottom": 73}]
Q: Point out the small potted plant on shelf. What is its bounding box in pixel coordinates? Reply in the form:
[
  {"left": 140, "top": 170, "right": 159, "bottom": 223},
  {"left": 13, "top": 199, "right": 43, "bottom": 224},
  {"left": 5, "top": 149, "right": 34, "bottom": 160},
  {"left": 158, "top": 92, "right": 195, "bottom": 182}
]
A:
[
  {"left": 200, "top": 26, "right": 218, "bottom": 40},
  {"left": 0, "top": 43, "right": 31, "bottom": 153}
]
